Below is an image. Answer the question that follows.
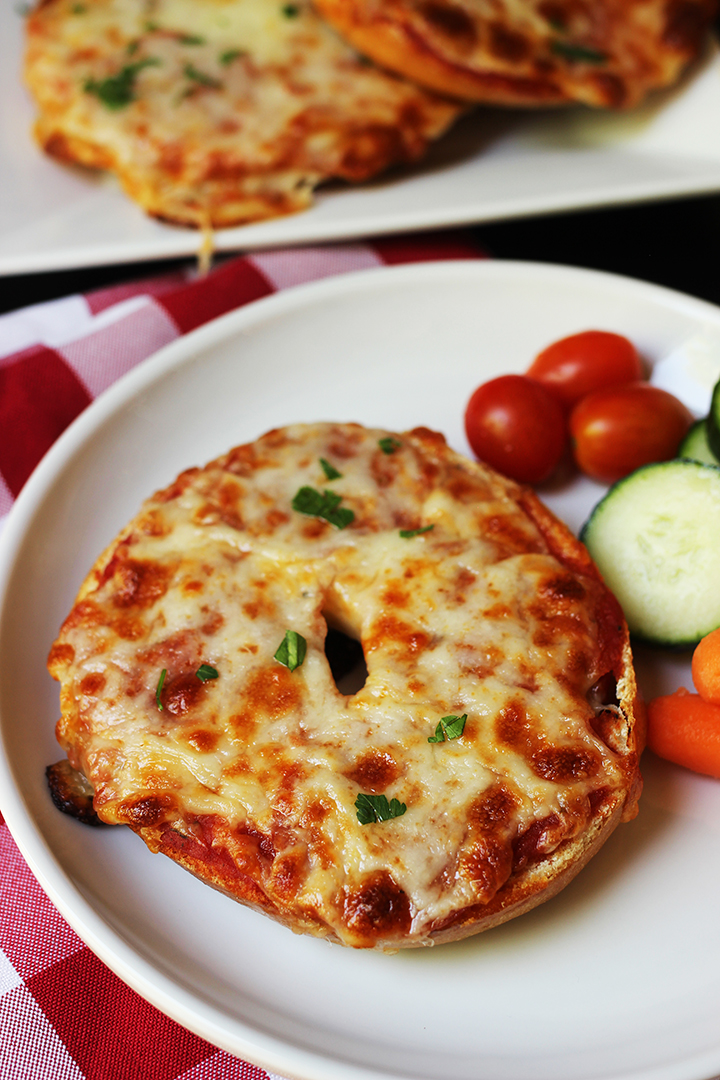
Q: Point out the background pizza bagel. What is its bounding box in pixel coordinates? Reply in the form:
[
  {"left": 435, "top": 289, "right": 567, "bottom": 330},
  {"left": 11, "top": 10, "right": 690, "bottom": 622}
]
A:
[
  {"left": 24, "top": 0, "right": 461, "bottom": 228},
  {"left": 312, "top": 0, "right": 718, "bottom": 108}
]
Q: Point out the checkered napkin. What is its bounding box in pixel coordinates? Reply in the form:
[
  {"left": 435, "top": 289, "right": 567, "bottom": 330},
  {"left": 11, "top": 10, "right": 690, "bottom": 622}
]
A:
[{"left": 0, "top": 231, "right": 485, "bottom": 1080}]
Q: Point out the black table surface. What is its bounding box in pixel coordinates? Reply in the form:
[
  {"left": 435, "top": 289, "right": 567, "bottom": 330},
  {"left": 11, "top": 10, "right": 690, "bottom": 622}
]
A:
[{"left": 1, "top": 191, "right": 718, "bottom": 316}]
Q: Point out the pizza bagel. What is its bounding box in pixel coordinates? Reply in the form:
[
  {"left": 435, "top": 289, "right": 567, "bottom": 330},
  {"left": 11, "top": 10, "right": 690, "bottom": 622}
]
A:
[
  {"left": 47, "top": 423, "right": 643, "bottom": 950},
  {"left": 312, "top": 0, "right": 718, "bottom": 108},
  {"left": 24, "top": 0, "right": 461, "bottom": 228}
]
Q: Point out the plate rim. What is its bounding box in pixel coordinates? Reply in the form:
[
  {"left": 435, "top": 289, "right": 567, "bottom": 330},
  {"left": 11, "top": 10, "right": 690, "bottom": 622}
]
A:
[
  {"left": 4, "top": 258, "right": 720, "bottom": 1080},
  {"left": 5, "top": 162, "right": 720, "bottom": 278}
]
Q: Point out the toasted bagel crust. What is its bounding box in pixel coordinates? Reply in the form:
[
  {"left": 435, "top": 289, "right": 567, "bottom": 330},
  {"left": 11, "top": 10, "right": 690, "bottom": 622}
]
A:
[
  {"left": 312, "top": 0, "right": 717, "bottom": 107},
  {"left": 24, "top": 0, "right": 461, "bottom": 228},
  {"left": 48, "top": 423, "right": 642, "bottom": 949}
]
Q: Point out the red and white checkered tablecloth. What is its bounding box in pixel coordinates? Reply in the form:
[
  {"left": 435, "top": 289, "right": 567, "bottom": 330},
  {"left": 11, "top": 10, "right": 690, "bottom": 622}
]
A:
[{"left": 0, "top": 230, "right": 486, "bottom": 1080}]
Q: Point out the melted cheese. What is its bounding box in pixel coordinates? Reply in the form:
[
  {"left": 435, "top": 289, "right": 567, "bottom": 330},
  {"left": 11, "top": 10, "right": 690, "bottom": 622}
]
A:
[
  {"left": 154, "top": 0, "right": 324, "bottom": 65},
  {"left": 49, "top": 423, "right": 636, "bottom": 948},
  {"left": 24, "top": 0, "right": 460, "bottom": 227}
]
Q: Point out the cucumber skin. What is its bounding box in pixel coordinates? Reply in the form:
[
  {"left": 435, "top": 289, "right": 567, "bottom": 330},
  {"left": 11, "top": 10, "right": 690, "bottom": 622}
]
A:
[
  {"left": 580, "top": 459, "right": 720, "bottom": 649},
  {"left": 677, "top": 419, "right": 720, "bottom": 467},
  {"left": 708, "top": 379, "right": 720, "bottom": 460}
]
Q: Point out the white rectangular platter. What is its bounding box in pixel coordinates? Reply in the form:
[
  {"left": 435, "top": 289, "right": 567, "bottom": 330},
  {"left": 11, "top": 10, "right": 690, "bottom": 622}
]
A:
[{"left": 3, "top": 0, "right": 720, "bottom": 275}]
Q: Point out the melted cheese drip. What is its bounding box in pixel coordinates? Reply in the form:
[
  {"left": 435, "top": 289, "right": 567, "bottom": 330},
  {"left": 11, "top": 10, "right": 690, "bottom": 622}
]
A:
[{"left": 51, "top": 423, "right": 630, "bottom": 947}]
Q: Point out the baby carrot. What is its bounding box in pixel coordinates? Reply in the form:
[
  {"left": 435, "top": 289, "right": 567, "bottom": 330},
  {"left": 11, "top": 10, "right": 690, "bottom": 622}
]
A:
[
  {"left": 691, "top": 626, "right": 720, "bottom": 704},
  {"left": 647, "top": 687, "right": 720, "bottom": 778}
]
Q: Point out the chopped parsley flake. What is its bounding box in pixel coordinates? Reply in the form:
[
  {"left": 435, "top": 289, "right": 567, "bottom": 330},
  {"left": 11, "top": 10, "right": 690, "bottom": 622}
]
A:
[
  {"left": 274, "top": 630, "right": 307, "bottom": 672},
  {"left": 399, "top": 525, "right": 434, "bottom": 538},
  {"left": 178, "top": 33, "right": 205, "bottom": 44},
  {"left": 155, "top": 668, "right": 167, "bottom": 711},
  {"left": 292, "top": 486, "right": 354, "bottom": 529},
  {"left": 196, "top": 664, "right": 219, "bottom": 682},
  {"left": 355, "top": 792, "right": 407, "bottom": 824},
  {"left": 551, "top": 40, "right": 607, "bottom": 63},
  {"left": 183, "top": 62, "right": 222, "bottom": 88},
  {"left": 282, "top": 3, "right": 300, "bottom": 15},
  {"left": 428, "top": 714, "right": 467, "bottom": 743},
  {"left": 219, "top": 48, "right": 244, "bottom": 65},
  {"left": 319, "top": 457, "right": 342, "bottom": 481},
  {"left": 379, "top": 437, "right": 401, "bottom": 455},
  {"left": 84, "top": 58, "right": 160, "bottom": 109}
]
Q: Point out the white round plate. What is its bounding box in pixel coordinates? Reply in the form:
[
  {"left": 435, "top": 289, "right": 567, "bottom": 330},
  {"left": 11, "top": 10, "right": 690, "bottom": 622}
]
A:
[{"left": 2, "top": 261, "right": 720, "bottom": 1080}]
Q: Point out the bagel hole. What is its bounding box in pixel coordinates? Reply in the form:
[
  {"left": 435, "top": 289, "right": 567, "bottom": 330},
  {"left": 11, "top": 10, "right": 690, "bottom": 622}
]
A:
[
  {"left": 588, "top": 672, "right": 619, "bottom": 711},
  {"left": 324, "top": 627, "right": 368, "bottom": 695}
]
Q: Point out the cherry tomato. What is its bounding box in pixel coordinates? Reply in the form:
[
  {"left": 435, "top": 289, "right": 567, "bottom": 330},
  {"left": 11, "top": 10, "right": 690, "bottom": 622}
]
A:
[
  {"left": 569, "top": 382, "right": 693, "bottom": 484},
  {"left": 464, "top": 374, "right": 567, "bottom": 485},
  {"left": 527, "top": 330, "right": 642, "bottom": 411}
]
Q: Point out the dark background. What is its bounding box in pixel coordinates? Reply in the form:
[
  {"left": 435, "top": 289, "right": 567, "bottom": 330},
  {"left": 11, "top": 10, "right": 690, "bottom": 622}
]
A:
[{"left": 2, "top": 191, "right": 717, "bottom": 315}]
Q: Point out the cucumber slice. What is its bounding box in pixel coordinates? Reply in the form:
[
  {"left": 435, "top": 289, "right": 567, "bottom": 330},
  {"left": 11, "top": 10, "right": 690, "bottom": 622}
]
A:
[
  {"left": 677, "top": 419, "right": 720, "bottom": 466},
  {"left": 581, "top": 459, "right": 720, "bottom": 647}
]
